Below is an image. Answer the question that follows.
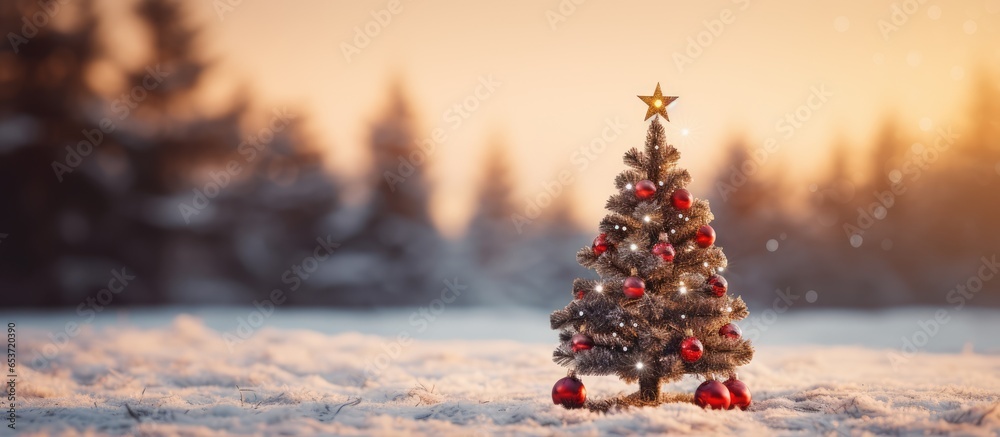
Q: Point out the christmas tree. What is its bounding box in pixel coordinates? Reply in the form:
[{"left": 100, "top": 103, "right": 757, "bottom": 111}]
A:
[{"left": 550, "top": 84, "right": 754, "bottom": 411}]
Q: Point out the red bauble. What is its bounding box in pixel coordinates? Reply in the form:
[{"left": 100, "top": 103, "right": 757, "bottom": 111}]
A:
[
  {"left": 695, "top": 225, "right": 716, "bottom": 248},
  {"left": 652, "top": 242, "right": 675, "bottom": 263},
  {"left": 719, "top": 323, "right": 742, "bottom": 340},
  {"left": 634, "top": 180, "right": 657, "bottom": 200},
  {"left": 707, "top": 274, "right": 728, "bottom": 297},
  {"left": 552, "top": 376, "right": 587, "bottom": 409},
  {"left": 724, "top": 378, "right": 752, "bottom": 410},
  {"left": 695, "top": 380, "right": 731, "bottom": 410},
  {"left": 570, "top": 333, "right": 594, "bottom": 352},
  {"left": 680, "top": 336, "right": 704, "bottom": 362},
  {"left": 575, "top": 289, "right": 584, "bottom": 299},
  {"left": 671, "top": 188, "right": 693, "bottom": 210},
  {"left": 592, "top": 233, "right": 611, "bottom": 256},
  {"left": 623, "top": 276, "right": 646, "bottom": 299}
]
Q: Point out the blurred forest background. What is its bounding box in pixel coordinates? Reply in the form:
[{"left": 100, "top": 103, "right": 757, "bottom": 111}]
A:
[{"left": 1, "top": 0, "right": 998, "bottom": 309}]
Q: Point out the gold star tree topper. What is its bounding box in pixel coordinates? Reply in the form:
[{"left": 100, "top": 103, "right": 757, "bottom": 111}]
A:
[{"left": 638, "top": 83, "right": 679, "bottom": 121}]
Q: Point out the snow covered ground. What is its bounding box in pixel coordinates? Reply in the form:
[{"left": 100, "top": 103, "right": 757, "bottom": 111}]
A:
[{"left": 4, "top": 308, "right": 1000, "bottom": 436}]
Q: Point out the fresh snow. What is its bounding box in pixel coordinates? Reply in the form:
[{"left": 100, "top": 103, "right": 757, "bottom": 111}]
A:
[{"left": 5, "top": 308, "right": 1000, "bottom": 436}]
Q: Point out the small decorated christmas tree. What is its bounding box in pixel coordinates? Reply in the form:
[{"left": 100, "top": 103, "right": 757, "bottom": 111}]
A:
[{"left": 550, "top": 84, "right": 754, "bottom": 412}]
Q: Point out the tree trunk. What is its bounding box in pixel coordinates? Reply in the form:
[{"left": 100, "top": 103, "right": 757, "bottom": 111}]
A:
[{"left": 638, "top": 375, "right": 660, "bottom": 402}]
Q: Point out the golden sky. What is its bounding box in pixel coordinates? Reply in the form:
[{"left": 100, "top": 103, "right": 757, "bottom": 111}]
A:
[{"left": 184, "top": 0, "right": 999, "bottom": 235}]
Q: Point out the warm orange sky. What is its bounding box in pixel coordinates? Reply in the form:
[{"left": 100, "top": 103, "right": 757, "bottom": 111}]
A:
[{"left": 177, "top": 0, "right": 998, "bottom": 235}]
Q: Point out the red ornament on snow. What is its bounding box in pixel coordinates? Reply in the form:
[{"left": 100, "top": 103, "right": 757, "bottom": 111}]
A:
[
  {"left": 707, "top": 274, "right": 728, "bottom": 297},
  {"left": 695, "top": 380, "right": 731, "bottom": 410},
  {"left": 623, "top": 276, "right": 646, "bottom": 299},
  {"left": 724, "top": 378, "right": 752, "bottom": 410},
  {"left": 695, "top": 225, "right": 716, "bottom": 248},
  {"left": 680, "top": 336, "right": 704, "bottom": 362},
  {"left": 634, "top": 180, "right": 657, "bottom": 200},
  {"left": 651, "top": 242, "right": 675, "bottom": 263},
  {"left": 719, "top": 323, "right": 742, "bottom": 340},
  {"left": 671, "top": 188, "right": 693, "bottom": 210},
  {"left": 570, "top": 333, "right": 594, "bottom": 352},
  {"left": 592, "top": 233, "right": 611, "bottom": 256},
  {"left": 552, "top": 376, "right": 587, "bottom": 409}
]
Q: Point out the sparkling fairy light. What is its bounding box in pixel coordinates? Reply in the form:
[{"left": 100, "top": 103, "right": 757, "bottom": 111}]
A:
[
  {"left": 670, "top": 229, "right": 676, "bottom": 234},
  {"left": 717, "top": 267, "right": 724, "bottom": 272},
  {"left": 612, "top": 332, "right": 617, "bottom": 337},
  {"left": 622, "top": 226, "right": 628, "bottom": 231},
  {"left": 678, "top": 214, "right": 683, "bottom": 218},
  {"left": 658, "top": 181, "right": 664, "bottom": 186},
  {"left": 623, "top": 346, "right": 628, "bottom": 351},
  {"left": 633, "top": 323, "right": 638, "bottom": 327},
  {"left": 630, "top": 244, "right": 638, "bottom": 251},
  {"left": 636, "top": 362, "right": 645, "bottom": 370},
  {"left": 625, "top": 183, "right": 633, "bottom": 190},
  {"left": 643, "top": 216, "right": 651, "bottom": 223},
  {"left": 680, "top": 314, "right": 687, "bottom": 319},
  {"left": 679, "top": 286, "right": 687, "bottom": 294},
  {"left": 619, "top": 322, "right": 624, "bottom": 327},
  {"left": 703, "top": 262, "right": 709, "bottom": 267},
  {"left": 595, "top": 284, "right": 604, "bottom": 292},
  {"left": 579, "top": 311, "right": 584, "bottom": 316}
]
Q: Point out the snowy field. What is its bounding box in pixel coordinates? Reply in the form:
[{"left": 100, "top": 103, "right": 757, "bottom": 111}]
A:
[{"left": 4, "top": 308, "right": 1000, "bottom": 436}]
